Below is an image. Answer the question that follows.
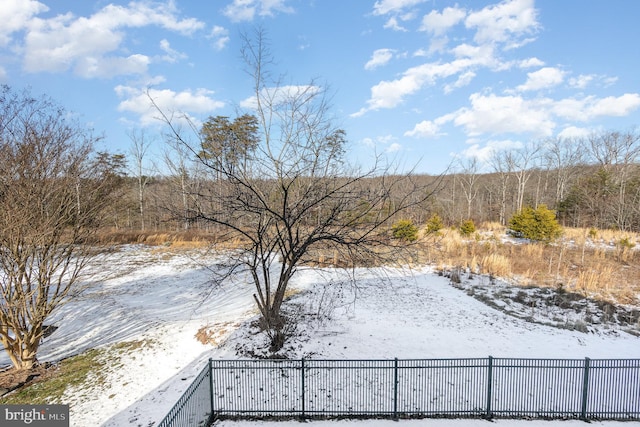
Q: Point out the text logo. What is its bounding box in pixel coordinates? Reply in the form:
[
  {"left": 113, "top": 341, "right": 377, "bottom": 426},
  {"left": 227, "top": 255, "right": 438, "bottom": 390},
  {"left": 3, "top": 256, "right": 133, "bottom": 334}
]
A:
[{"left": 1, "top": 405, "right": 69, "bottom": 426}]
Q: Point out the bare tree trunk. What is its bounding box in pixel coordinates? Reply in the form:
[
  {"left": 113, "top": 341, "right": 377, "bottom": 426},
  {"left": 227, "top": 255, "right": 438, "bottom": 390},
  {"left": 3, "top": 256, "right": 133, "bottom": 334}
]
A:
[
  {"left": 489, "top": 150, "right": 514, "bottom": 225},
  {"left": 457, "top": 158, "right": 479, "bottom": 220},
  {"left": 513, "top": 140, "right": 541, "bottom": 212},
  {"left": 128, "top": 129, "right": 153, "bottom": 231}
]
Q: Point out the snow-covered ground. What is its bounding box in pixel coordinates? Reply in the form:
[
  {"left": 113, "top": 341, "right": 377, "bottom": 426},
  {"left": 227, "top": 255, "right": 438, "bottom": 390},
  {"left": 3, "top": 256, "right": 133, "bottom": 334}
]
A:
[{"left": 1, "top": 245, "right": 638, "bottom": 427}]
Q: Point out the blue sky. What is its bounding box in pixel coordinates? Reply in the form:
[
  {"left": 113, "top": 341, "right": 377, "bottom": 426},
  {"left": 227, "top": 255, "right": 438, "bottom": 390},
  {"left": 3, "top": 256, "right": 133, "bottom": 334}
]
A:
[{"left": 2, "top": 0, "right": 639, "bottom": 174}]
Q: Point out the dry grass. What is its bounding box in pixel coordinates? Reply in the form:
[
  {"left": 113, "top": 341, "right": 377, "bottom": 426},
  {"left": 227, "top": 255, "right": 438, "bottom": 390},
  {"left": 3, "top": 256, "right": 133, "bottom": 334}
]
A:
[
  {"left": 424, "top": 224, "right": 640, "bottom": 305},
  {"left": 480, "top": 221, "right": 505, "bottom": 232},
  {"left": 96, "top": 230, "right": 219, "bottom": 248},
  {"left": 479, "top": 253, "right": 511, "bottom": 277},
  {"left": 564, "top": 226, "right": 640, "bottom": 247},
  {"left": 195, "top": 322, "right": 240, "bottom": 347}
]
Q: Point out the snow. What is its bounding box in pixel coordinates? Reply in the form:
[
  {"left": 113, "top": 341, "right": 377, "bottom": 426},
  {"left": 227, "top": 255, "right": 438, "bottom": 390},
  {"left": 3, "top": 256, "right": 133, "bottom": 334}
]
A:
[{"left": 1, "top": 245, "right": 637, "bottom": 427}]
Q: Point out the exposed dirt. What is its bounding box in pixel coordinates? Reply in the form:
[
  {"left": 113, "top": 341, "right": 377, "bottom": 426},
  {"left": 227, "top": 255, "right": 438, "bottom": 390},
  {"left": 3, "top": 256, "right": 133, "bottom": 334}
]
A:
[
  {"left": 0, "top": 363, "right": 58, "bottom": 397},
  {"left": 443, "top": 268, "right": 640, "bottom": 336}
]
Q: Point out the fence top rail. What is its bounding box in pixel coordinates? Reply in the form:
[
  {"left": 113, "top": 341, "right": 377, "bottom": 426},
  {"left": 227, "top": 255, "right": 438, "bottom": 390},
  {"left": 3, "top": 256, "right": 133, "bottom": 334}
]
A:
[{"left": 209, "top": 357, "right": 640, "bottom": 364}]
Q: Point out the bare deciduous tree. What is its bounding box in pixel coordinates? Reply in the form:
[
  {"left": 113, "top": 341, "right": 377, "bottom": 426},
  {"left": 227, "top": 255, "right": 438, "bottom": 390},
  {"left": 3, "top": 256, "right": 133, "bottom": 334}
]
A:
[
  {"left": 587, "top": 129, "right": 640, "bottom": 230},
  {"left": 154, "top": 29, "right": 439, "bottom": 351},
  {"left": 542, "top": 136, "right": 585, "bottom": 206},
  {"left": 489, "top": 149, "right": 515, "bottom": 225},
  {"left": 128, "top": 129, "right": 154, "bottom": 231},
  {"left": 0, "top": 86, "right": 121, "bottom": 370},
  {"left": 513, "top": 140, "right": 542, "bottom": 212},
  {"left": 457, "top": 157, "right": 480, "bottom": 220}
]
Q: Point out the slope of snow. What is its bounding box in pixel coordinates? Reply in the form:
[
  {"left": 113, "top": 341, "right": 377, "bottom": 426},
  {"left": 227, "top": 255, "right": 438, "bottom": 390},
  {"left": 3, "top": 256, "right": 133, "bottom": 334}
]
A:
[{"left": 1, "top": 246, "right": 637, "bottom": 427}]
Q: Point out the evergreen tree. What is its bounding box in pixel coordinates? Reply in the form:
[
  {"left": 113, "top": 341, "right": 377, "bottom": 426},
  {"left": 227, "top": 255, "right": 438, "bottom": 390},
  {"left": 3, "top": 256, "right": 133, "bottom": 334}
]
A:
[
  {"left": 392, "top": 219, "right": 419, "bottom": 242},
  {"left": 508, "top": 204, "right": 562, "bottom": 242},
  {"left": 459, "top": 219, "right": 476, "bottom": 236},
  {"left": 425, "top": 213, "right": 444, "bottom": 234}
]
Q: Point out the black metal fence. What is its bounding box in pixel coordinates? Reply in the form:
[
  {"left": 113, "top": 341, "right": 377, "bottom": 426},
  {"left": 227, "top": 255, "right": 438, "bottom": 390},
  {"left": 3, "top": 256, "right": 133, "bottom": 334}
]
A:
[
  {"left": 157, "top": 357, "right": 640, "bottom": 426},
  {"left": 157, "top": 362, "right": 214, "bottom": 427}
]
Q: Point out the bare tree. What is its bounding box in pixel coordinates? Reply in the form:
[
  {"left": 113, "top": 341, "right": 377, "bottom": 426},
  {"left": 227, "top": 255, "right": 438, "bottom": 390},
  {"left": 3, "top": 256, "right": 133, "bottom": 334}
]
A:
[
  {"left": 128, "top": 129, "right": 154, "bottom": 231},
  {"left": 489, "top": 149, "right": 515, "bottom": 225},
  {"left": 457, "top": 157, "right": 480, "bottom": 220},
  {"left": 513, "top": 140, "right": 541, "bottom": 212},
  {"left": 587, "top": 129, "right": 640, "bottom": 230},
  {"left": 163, "top": 132, "right": 200, "bottom": 231},
  {"left": 542, "top": 136, "right": 585, "bottom": 206},
  {"left": 154, "top": 28, "right": 439, "bottom": 351},
  {"left": 0, "top": 86, "right": 121, "bottom": 370}
]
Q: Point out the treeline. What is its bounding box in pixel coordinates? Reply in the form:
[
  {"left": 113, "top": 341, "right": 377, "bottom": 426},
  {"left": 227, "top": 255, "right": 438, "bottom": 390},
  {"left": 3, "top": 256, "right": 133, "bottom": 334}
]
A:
[
  {"left": 436, "top": 129, "right": 640, "bottom": 231},
  {"left": 109, "top": 128, "right": 640, "bottom": 235}
]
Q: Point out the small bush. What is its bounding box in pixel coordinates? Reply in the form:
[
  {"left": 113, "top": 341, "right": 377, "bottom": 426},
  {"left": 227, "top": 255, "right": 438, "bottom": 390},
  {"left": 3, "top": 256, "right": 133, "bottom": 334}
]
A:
[
  {"left": 425, "top": 214, "right": 444, "bottom": 234},
  {"left": 508, "top": 205, "right": 562, "bottom": 242},
  {"left": 617, "top": 236, "right": 635, "bottom": 249},
  {"left": 459, "top": 219, "right": 476, "bottom": 237},
  {"left": 392, "top": 219, "right": 418, "bottom": 242}
]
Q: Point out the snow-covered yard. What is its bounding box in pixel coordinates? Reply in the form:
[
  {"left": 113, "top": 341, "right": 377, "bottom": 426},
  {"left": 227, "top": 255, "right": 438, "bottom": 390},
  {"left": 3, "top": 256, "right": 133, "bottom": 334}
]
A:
[{"left": 1, "top": 245, "right": 638, "bottom": 427}]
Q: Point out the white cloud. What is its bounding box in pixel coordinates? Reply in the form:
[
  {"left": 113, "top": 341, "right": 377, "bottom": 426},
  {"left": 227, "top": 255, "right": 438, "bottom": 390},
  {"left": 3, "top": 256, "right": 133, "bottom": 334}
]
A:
[
  {"left": 413, "top": 48, "right": 429, "bottom": 57},
  {"left": 223, "top": 0, "right": 294, "bottom": 22},
  {"left": 588, "top": 93, "right": 640, "bottom": 117},
  {"left": 373, "top": 0, "right": 427, "bottom": 16},
  {"left": 552, "top": 97, "right": 587, "bottom": 121},
  {"left": 353, "top": 54, "right": 494, "bottom": 116},
  {"left": 465, "top": 0, "right": 539, "bottom": 46},
  {"left": 0, "top": 0, "right": 47, "bottom": 47},
  {"left": 518, "top": 57, "right": 544, "bottom": 68},
  {"left": 365, "top": 49, "right": 395, "bottom": 70},
  {"left": 223, "top": 0, "right": 255, "bottom": 22},
  {"left": 387, "top": 142, "right": 402, "bottom": 153},
  {"left": 22, "top": 1, "right": 204, "bottom": 77},
  {"left": 209, "top": 26, "right": 230, "bottom": 51},
  {"left": 159, "top": 39, "right": 187, "bottom": 63},
  {"left": 517, "top": 67, "right": 565, "bottom": 91},
  {"left": 453, "top": 92, "right": 555, "bottom": 137},
  {"left": 115, "top": 85, "right": 224, "bottom": 126},
  {"left": 360, "top": 134, "right": 400, "bottom": 153},
  {"left": 362, "top": 137, "right": 375, "bottom": 148},
  {"left": 383, "top": 17, "right": 408, "bottom": 32},
  {"left": 405, "top": 120, "right": 440, "bottom": 138},
  {"left": 429, "top": 37, "right": 451, "bottom": 54},
  {"left": 553, "top": 93, "right": 640, "bottom": 121},
  {"left": 355, "top": 0, "right": 544, "bottom": 117},
  {"left": 568, "top": 74, "right": 595, "bottom": 89},
  {"left": 425, "top": 91, "right": 640, "bottom": 142},
  {"left": 405, "top": 113, "right": 457, "bottom": 138},
  {"left": 569, "top": 74, "right": 618, "bottom": 89},
  {"left": 451, "top": 43, "right": 496, "bottom": 66},
  {"left": 240, "top": 85, "right": 321, "bottom": 110},
  {"left": 557, "top": 126, "right": 592, "bottom": 139},
  {"left": 76, "top": 54, "right": 151, "bottom": 79},
  {"left": 356, "top": 68, "right": 425, "bottom": 113},
  {"left": 145, "top": 75, "right": 167, "bottom": 86},
  {"left": 444, "top": 71, "right": 476, "bottom": 93},
  {"left": 420, "top": 6, "right": 466, "bottom": 36},
  {"left": 462, "top": 139, "right": 521, "bottom": 163}
]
